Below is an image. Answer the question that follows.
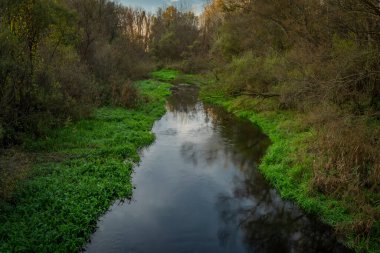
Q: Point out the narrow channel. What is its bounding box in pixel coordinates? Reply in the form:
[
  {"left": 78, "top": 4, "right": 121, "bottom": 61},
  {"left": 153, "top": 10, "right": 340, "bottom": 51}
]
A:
[{"left": 85, "top": 84, "right": 351, "bottom": 253}]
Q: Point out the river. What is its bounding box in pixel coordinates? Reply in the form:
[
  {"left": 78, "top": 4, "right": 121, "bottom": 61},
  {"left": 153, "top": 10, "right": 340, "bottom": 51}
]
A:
[{"left": 85, "top": 84, "right": 351, "bottom": 253}]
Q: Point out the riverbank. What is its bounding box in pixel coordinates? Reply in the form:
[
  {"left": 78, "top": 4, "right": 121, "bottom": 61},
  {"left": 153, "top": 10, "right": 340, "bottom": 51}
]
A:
[
  {"left": 0, "top": 79, "right": 171, "bottom": 252},
  {"left": 172, "top": 71, "right": 379, "bottom": 253},
  {"left": 1, "top": 69, "right": 378, "bottom": 252}
]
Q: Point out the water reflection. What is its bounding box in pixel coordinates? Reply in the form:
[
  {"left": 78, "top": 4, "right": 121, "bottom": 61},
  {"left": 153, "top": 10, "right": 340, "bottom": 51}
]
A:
[
  {"left": 85, "top": 85, "right": 351, "bottom": 253},
  {"left": 215, "top": 176, "right": 348, "bottom": 253},
  {"left": 167, "top": 84, "right": 200, "bottom": 120}
]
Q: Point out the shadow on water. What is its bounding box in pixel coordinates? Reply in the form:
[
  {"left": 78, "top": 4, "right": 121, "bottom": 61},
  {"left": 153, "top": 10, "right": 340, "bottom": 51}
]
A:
[{"left": 85, "top": 84, "right": 352, "bottom": 253}]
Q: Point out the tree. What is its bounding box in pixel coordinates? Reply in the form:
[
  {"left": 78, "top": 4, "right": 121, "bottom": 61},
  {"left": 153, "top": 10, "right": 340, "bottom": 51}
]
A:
[{"left": 150, "top": 6, "right": 199, "bottom": 61}]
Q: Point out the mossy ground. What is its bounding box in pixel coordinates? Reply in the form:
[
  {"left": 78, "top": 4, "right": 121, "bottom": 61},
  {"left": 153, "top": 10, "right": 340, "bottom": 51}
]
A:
[{"left": 0, "top": 79, "right": 171, "bottom": 252}]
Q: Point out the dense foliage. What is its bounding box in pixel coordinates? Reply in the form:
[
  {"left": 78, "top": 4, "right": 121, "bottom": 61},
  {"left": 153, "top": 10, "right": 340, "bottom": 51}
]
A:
[
  {"left": 0, "top": 0, "right": 156, "bottom": 146},
  {"left": 195, "top": 0, "right": 380, "bottom": 251},
  {"left": 149, "top": 6, "right": 200, "bottom": 63}
]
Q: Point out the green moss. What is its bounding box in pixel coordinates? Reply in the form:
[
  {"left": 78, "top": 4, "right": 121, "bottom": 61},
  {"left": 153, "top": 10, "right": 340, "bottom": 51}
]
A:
[
  {"left": 0, "top": 80, "right": 171, "bottom": 252},
  {"left": 200, "top": 88, "right": 379, "bottom": 253}
]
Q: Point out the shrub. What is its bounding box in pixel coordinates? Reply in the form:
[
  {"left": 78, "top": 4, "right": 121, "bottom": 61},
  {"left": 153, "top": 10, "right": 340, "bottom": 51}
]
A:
[
  {"left": 220, "top": 51, "right": 285, "bottom": 96},
  {"left": 311, "top": 109, "right": 380, "bottom": 238},
  {"left": 113, "top": 81, "right": 141, "bottom": 108}
]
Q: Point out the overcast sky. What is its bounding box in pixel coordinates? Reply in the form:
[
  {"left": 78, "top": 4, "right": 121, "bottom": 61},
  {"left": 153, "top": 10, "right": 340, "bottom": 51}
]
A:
[{"left": 117, "top": 0, "right": 208, "bottom": 15}]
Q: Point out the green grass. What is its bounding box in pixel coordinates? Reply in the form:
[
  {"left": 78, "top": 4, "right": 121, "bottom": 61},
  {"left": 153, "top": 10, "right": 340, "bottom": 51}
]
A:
[
  {"left": 200, "top": 86, "right": 379, "bottom": 253},
  {"left": 151, "top": 69, "right": 180, "bottom": 81},
  {"left": 0, "top": 79, "right": 171, "bottom": 252}
]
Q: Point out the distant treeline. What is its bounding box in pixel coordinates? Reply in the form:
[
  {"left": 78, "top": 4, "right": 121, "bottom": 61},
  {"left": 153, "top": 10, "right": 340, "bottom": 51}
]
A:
[{"left": 0, "top": 0, "right": 200, "bottom": 146}]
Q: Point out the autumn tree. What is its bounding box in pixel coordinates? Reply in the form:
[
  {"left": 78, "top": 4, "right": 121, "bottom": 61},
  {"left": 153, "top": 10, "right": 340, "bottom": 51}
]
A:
[{"left": 150, "top": 6, "right": 199, "bottom": 61}]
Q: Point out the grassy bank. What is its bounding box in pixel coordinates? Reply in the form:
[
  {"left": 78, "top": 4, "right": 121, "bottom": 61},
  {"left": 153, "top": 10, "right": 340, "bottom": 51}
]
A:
[
  {"left": 0, "top": 79, "right": 171, "bottom": 252},
  {"left": 198, "top": 86, "right": 379, "bottom": 252}
]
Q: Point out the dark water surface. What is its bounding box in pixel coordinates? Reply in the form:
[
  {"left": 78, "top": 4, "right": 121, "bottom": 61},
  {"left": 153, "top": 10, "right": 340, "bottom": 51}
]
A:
[{"left": 85, "top": 85, "right": 351, "bottom": 253}]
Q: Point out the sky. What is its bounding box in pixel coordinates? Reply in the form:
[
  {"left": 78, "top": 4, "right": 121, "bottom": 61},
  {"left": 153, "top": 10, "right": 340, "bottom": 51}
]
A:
[{"left": 117, "top": 0, "right": 209, "bottom": 15}]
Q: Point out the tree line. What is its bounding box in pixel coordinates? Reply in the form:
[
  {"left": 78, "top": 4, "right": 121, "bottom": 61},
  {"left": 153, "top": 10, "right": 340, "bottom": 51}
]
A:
[{"left": 0, "top": 0, "right": 200, "bottom": 146}]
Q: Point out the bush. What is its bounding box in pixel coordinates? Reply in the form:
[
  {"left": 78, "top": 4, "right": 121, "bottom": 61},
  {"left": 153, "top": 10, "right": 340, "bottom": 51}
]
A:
[
  {"left": 179, "top": 54, "right": 212, "bottom": 73},
  {"left": 109, "top": 80, "right": 141, "bottom": 108},
  {"left": 311, "top": 108, "right": 380, "bottom": 238},
  {"left": 29, "top": 41, "right": 96, "bottom": 136},
  {"left": 220, "top": 51, "right": 285, "bottom": 96}
]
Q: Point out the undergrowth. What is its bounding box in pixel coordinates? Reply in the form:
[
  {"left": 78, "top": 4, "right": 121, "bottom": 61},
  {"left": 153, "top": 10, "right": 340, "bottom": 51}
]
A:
[{"left": 0, "top": 79, "right": 171, "bottom": 252}]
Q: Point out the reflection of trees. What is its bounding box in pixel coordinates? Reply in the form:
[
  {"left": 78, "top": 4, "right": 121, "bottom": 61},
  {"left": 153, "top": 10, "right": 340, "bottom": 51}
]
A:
[
  {"left": 179, "top": 102, "right": 271, "bottom": 174},
  {"left": 215, "top": 174, "right": 352, "bottom": 253},
  {"left": 204, "top": 105, "right": 271, "bottom": 168},
  {"left": 168, "top": 85, "right": 270, "bottom": 172},
  {"left": 166, "top": 85, "right": 199, "bottom": 115},
  {"left": 165, "top": 85, "right": 210, "bottom": 134}
]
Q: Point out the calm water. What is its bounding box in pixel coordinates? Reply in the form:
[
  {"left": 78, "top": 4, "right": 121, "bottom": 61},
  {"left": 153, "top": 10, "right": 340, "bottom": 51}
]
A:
[{"left": 85, "top": 85, "right": 351, "bottom": 253}]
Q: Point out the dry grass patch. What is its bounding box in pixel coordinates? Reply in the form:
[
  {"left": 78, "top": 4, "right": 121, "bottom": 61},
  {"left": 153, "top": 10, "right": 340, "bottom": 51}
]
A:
[{"left": 0, "top": 149, "right": 34, "bottom": 201}]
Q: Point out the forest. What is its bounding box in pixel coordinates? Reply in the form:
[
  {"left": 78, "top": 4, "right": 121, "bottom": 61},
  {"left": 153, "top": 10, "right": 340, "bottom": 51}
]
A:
[{"left": 0, "top": 0, "right": 379, "bottom": 252}]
